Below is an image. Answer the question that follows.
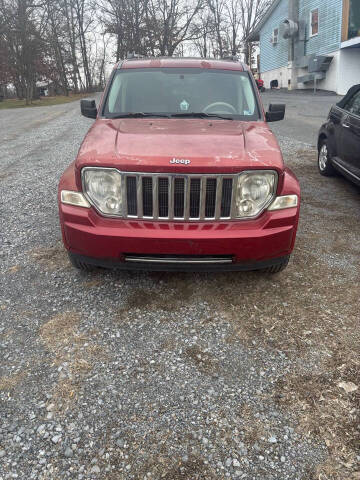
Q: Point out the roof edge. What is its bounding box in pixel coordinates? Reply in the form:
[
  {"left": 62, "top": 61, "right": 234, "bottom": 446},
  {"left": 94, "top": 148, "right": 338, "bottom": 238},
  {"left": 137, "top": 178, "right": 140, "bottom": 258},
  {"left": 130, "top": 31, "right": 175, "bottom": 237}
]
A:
[{"left": 246, "top": 0, "right": 282, "bottom": 42}]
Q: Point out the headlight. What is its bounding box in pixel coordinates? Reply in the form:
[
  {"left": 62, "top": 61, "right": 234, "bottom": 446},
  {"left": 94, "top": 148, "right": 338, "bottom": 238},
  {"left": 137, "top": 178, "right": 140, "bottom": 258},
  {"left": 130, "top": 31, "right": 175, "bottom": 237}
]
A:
[
  {"left": 82, "top": 167, "right": 122, "bottom": 215},
  {"left": 235, "top": 171, "right": 277, "bottom": 218}
]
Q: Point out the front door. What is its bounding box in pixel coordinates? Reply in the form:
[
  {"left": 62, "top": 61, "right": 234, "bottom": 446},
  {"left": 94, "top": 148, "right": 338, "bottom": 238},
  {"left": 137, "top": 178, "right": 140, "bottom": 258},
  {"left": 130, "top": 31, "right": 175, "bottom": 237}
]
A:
[
  {"left": 340, "top": 89, "right": 360, "bottom": 179},
  {"left": 328, "top": 106, "right": 345, "bottom": 155}
]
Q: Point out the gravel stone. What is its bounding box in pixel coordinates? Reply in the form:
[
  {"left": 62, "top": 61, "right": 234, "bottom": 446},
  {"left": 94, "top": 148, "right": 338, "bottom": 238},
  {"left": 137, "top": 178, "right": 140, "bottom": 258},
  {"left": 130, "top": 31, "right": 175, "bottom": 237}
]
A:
[
  {"left": 51, "top": 435, "right": 61, "bottom": 444},
  {"left": 64, "top": 447, "right": 73, "bottom": 458}
]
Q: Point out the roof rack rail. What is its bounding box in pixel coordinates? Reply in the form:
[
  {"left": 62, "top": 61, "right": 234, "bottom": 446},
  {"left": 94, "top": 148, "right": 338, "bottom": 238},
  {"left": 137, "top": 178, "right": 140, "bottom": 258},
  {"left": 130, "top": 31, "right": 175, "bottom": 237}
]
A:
[
  {"left": 126, "top": 52, "right": 145, "bottom": 59},
  {"left": 221, "top": 55, "right": 239, "bottom": 62}
]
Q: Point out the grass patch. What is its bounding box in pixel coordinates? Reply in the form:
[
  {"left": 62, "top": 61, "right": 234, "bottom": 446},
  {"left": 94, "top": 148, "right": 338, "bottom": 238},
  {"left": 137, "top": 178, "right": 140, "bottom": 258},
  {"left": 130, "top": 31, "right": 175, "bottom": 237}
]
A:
[
  {"left": 30, "top": 243, "right": 69, "bottom": 271},
  {"left": 185, "top": 345, "right": 219, "bottom": 375},
  {"left": 0, "top": 372, "right": 25, "bottom": 391},
  {"left": 0, "top": 93, "right": 90, "bottom": 109},
  {"left": 274, "top": 349, "right": 360, "bottom": 479},
  {"left": 40, "top": 312, "right": 107, "bottom": 412},
  {"left": 40, "top": 312, "right": 83, "bottom": 357}
]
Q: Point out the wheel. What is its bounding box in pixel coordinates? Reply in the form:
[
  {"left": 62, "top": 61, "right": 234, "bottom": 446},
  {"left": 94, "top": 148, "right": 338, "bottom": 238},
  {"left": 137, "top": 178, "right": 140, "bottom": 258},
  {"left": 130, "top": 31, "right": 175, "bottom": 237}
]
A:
[
  {"left": 68, "top": 252, "right": 96, "bottom": 272},
  {"left": 318, "top": 139, "right": 336, "bottom": 176},
  {"left": 260, "top": 256, "right": 290, "bottom": 273}
]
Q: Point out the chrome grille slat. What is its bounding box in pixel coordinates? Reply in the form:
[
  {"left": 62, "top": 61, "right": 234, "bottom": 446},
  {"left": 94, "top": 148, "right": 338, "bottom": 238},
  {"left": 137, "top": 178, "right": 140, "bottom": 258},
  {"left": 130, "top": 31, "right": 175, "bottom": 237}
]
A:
[
  {"left": 184, "top": 177, "right": 190, "bottom": 220},
  {"left": 136, "top": 175, "right": 143, "bottom": 218},
  {"left": 168, "top": 176, "right": 174, "bottom": 219},
  {"left": 152, "top": 176, "right": 158, "bottom": 220},
  {"left": 121, "top": 173, "right": 237, "bottom": 221},
  {"left": 199, "top": 177, "right": 207, "bottom": 220},
  {"left": 215, "top": 177, "right": 223, "bottom": 219}
]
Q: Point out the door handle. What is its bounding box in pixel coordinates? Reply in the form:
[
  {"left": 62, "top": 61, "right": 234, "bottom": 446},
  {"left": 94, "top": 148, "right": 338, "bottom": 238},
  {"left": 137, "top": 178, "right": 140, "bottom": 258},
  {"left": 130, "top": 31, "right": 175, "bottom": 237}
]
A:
[{"left": 342, "top": 115, "right": 351, "bottom": 128}]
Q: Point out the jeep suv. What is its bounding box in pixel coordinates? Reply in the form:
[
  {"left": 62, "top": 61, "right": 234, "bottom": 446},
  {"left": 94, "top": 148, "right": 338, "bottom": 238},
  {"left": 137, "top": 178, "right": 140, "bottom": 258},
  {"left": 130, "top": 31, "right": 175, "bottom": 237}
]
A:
[{"left": 58, "top": 57, "right": 300, "bottom": 272}]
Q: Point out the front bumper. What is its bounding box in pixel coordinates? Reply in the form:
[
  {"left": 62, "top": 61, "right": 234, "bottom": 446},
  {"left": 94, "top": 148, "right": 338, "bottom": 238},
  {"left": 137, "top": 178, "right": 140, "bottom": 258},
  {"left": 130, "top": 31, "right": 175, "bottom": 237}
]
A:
[
  {"left": 59, "top": 204, "right": 299, "bottom": 269},
  {"left": 58, "top": 165, "right": 300, "bottom": 271}
]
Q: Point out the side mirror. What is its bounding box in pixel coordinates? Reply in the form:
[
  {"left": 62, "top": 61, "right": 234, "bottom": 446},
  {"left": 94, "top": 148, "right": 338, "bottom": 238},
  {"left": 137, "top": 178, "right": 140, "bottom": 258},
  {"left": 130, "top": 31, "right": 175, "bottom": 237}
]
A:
[
  {"left": 266, "top": 104, "right": 285, "bottom": 122},
  {"left": 81, "top": 99, "right": 97, "bottom": 119}
]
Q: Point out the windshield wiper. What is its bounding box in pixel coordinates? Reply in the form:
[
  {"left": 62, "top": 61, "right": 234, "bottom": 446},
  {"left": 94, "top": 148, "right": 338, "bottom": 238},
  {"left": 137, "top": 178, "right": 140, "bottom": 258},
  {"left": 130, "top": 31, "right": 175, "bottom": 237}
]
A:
[
  {"left": 171, "top": 112, "right": 234, "bottom": 120},
  {"left": 107, "top": 112, "right": 234, "bottom": 120},
  {"left": 108, "top": 112, "right": 171, "bottom": 119}
]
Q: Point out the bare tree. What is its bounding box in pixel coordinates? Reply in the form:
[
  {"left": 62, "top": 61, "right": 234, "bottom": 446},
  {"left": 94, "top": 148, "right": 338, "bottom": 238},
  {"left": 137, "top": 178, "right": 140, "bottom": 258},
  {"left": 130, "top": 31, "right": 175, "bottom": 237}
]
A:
[
  {"left": 0, "top": 0, "right": 49, "bottom": 103},
  {"left": 72, "top": 0, "right": 95, "bottom": 90},
  {"left": 224, "top": 0, "right": 242, "bottom": 56},
  {"left": 192, "top": 11, "right": 214, "bottom": 57},
  {"left": 239, "top": 0, "right": 271, "bottom": 64},
  {"left": 44, "top": 0, "right": 70, "bottom": 94},
  {"left": 206, "top": 0, "right": 227, "bottom": 57},
  {"left": 97, "top": 0, "right": 150, "bottom": 60},
  {"left": 145, "top": 0, "right": 204, "bottom": 56},
  {"left": 0, "top": 0, "right": 275, "bottom": 102}
]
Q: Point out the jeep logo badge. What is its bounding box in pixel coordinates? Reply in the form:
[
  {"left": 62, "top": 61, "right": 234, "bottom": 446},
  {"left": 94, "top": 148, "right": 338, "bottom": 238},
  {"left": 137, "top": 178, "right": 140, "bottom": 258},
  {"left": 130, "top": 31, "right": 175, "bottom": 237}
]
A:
[{"left": 170, "top": 158, "right": 191, "bottom": 165}]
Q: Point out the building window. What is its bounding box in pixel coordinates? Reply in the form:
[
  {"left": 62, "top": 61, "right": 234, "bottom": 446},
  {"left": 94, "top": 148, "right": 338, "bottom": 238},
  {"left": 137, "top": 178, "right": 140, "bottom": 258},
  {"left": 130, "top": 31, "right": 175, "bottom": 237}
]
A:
[
  {"left": 344, "top": 90, "right": 360, "bottom": 116},
  {"left": 342, "top": 0, "right": 360, "bottom": 41},
  {"left": 310, "top": 8, "right": 319, "bottom": 37},
  {"left": 272, "top": 28, "right": 279, "bottom": 44}
]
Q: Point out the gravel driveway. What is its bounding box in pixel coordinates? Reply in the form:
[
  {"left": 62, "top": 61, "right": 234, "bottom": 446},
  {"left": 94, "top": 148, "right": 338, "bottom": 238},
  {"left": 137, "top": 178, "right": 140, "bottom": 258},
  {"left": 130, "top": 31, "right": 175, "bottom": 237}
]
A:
[{"left": 1, "top": 93, "right": 359, "bottom": 480}]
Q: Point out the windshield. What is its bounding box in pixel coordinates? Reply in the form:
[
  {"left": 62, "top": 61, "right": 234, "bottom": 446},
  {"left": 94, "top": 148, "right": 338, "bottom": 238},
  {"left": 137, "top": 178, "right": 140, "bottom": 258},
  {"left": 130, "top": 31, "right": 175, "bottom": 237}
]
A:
[{"left": 103, "top": 68, "right": 260, "bottom": 120}]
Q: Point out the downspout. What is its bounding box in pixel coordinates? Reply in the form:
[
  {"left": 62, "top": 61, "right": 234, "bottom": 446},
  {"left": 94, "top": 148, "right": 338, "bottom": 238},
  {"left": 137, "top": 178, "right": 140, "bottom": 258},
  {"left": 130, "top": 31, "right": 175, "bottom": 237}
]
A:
[{"left": 288, "top": 0, "right": 299, "bottom": 90}]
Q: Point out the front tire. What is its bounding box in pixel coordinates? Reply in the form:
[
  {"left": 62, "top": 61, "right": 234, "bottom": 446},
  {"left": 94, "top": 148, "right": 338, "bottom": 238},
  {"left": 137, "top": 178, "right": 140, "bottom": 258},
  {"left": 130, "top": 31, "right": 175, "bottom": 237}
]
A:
[
  {"left": 68, "top": 252, "right": 96, "bottom": 272},
  {"left": 318, "top": 140, "right": 336, "bottom": 176},
  {"left": 260, "top": 256, "right": 290, "bottom": 273}
]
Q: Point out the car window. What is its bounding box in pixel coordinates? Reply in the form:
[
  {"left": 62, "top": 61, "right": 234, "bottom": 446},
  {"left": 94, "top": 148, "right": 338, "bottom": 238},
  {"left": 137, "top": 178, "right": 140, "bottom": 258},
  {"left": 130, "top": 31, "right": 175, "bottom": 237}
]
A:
[
  {"left": 343, "top": 90, "right": 360, "bottom": 117},
  {"left": 103, "top": 68, "right": 260, "bottom": 120}
]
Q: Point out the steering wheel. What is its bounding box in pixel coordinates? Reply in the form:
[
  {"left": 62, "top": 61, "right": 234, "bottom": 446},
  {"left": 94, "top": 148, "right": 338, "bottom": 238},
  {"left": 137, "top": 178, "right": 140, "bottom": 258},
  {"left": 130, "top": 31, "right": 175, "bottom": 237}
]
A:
[{"left": 203, "top": 102, "right": 237, "bottom": 115}]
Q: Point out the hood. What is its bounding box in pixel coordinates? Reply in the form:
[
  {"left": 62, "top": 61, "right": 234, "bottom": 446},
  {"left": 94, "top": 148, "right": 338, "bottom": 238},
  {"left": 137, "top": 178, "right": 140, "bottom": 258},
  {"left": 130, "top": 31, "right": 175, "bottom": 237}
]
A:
[{"left": 76, "top": 118, "right": 284, "bottom": 174}]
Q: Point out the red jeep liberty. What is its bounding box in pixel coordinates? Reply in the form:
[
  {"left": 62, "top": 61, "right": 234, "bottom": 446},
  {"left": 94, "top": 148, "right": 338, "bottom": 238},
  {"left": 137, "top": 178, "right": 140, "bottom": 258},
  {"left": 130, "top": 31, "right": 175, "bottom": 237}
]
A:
[{"left": 58, "top": 57, "right": 300, "bottom": 272}]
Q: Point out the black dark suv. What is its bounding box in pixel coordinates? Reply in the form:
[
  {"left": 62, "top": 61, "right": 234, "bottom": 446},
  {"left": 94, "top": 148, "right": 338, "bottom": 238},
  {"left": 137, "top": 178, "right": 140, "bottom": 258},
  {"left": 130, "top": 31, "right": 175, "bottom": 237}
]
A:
[{"left": 318, "top": 85, "right": 360, "bottom": 186}]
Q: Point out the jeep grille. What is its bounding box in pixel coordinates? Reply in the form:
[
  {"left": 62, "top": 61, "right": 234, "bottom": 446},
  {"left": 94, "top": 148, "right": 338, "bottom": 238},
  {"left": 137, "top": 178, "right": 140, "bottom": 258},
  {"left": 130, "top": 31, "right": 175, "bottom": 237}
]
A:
[{"left": 123, "top": 173, "right": 235, "bottom": 221}]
